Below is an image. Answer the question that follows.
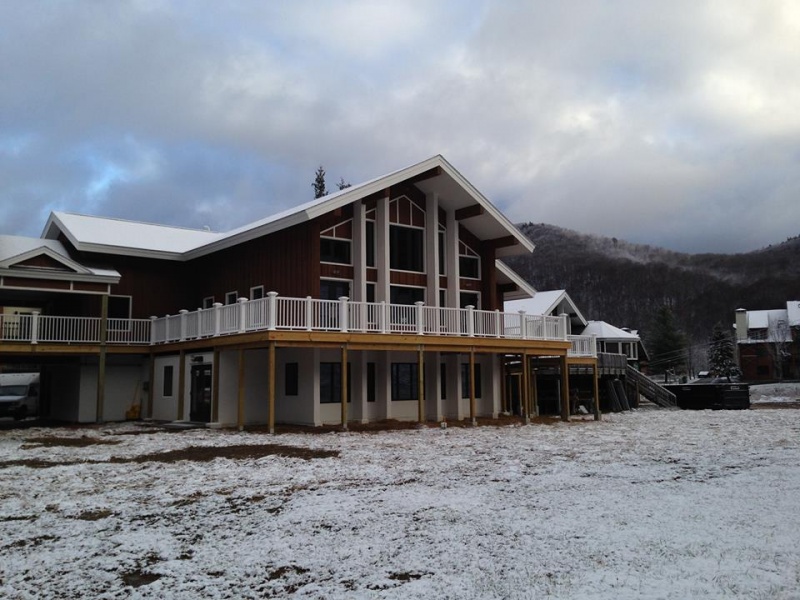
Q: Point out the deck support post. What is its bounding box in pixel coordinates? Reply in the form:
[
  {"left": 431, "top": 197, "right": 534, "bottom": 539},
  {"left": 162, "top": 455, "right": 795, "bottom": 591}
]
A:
[
  {"left": 341, "top": 345, "right": 348, "bottom": 430},
  {"left": 177, "top": 349, "right": 186, "bottom": 421},
  {"left": 268, "top": 341, "right": 276, "bottom": 434},
  {"left": 211, "top": 348, "right": 220, "bottom": 423},
  {"left": 522, "top": 352, "right": 530, "bottom": 424},
  {"left": 96, "top": 295, "right": 108, "bottom": 423},
  {"left": 237, "top": 348, "right": 245, "bottom": 431},
  {"left": 417, "top": 346, "right": 425, "bottom": 424},
  {"left": 531, "top": 360, "right": 539, "bottom": 417},
  {"left": 593, "top": 363, "right": 602, "bottom": 421},
  {"left": 147, "top": 353, "right": 155, "bottom": 419},
  {"left": 469, "top": 349, "right": 477, "bottom": 426},
  {"left": 560, "top": 354, "right": 570, "bottom": 422}
]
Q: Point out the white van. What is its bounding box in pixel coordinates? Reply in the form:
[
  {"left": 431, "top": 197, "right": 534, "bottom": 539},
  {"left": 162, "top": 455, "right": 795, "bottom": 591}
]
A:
[{"left": 0, "top": 373, "right": 40, "bottom": 420}]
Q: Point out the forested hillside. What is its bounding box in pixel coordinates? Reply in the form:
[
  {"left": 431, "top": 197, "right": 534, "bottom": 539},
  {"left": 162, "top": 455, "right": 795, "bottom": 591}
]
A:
[{"left": 503, "top": 223, "right": 800, "bottom": 347}]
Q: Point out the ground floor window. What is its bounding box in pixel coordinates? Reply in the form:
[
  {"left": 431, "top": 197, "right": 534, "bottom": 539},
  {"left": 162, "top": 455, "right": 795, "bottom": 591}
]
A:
[
  {"left": 320, "top": 362, "right": 351, "bottom": 403},
  {"left": 285, "top": 363, "right": 298, "bottom": 396},
  {"left": 461, "top": 363, "right": 482, "bottom": 398},
  {"left": 367, "top": 362, "right": 376, "bottom": 402},
  {"left": 391, "top": 362, "right": 418, "bottom": 400},
  {"left": 163, "top": 365, "right": 174, "bottom": 397}
]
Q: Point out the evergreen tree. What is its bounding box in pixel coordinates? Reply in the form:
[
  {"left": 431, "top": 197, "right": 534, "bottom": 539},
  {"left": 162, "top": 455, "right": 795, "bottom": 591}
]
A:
[
  {"left": 649, "top": 305, "right": 687, "bottom": 380},
  {"left": 707, "top": 322, "right": 739, "bottom": 380},
  {"left": 313, "top": 165, "right": 327, "bottom": 199},
  {"left": 336, "top": 177, "right": 351, "bottom": 190}
]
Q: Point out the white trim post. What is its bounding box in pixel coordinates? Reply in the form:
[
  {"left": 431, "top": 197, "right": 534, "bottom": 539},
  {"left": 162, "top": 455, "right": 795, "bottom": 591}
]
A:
[
  {"left": 213, "top": 302, "right": 222, "bottom": 337},
  {"left": 339, "top": 296, "right": 349, "bottom": 333},
  {"left": 416, "top": 301, "right": 425, "bottom": 335},
  {"left": 305, "top": 296, "right": 313, "bottom": 331},
  {"left": 380, "top": 301, "right": 388, "bottom": 334},
  {"left": 179, "top": 309, "right": 188, "bottom": 341},
  {"left": 31, "top": 311, "right": 40, "bottom": 345},
  {"left": 267, "top": 291, "right": 278, "bottom": 331},
  {"left": 238, "top": 297, "right": 248, "bottom": 333},
  {"left": 494, "top": 309, "right": 501, "bottom": 338},
  {"left": 149, "top": 316, "right": 157, "bottom": 345},
  {"left": 559, "top": 313, "right": 569, "bottom": 341},
  {"left": 519, "top": 310, "right": 527, "bottom": 340},
  {"left": 467, "top": 305, "right": 475, "bottom": 337}
]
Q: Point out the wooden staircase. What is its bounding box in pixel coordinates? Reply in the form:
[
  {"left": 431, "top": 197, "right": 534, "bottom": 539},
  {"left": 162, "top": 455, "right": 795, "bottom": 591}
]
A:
[{"left": 625, "top": 365, "right": 677, "bottom": 408}]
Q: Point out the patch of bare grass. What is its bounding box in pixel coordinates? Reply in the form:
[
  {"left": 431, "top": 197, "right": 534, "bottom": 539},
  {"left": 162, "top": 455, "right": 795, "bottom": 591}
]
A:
[{"left": 22, "top": 436, "right": 121, "bottom": 449}]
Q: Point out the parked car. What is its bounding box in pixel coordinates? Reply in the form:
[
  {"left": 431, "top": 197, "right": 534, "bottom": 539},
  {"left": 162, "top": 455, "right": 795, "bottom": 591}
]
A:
[{"left": 0, "top": 373, "right": 40, "bottom": 420}]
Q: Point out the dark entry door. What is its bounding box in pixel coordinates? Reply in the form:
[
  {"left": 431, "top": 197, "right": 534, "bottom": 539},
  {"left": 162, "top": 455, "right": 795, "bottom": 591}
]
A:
[{"left": 190, "top": 364, "right": 212, "bottom": 422}]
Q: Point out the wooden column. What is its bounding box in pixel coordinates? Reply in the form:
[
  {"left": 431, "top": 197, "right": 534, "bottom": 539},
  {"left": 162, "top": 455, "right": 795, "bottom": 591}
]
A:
[
  {"left": 211, "top": 348, "right": 220, "bottom": 423},
  {"left": 531, "top": 362, "right": 539, "bottom": 417},
  {"left": 521, "top": 353, "right": 530, "bottom": 424},
  {"left": 560, "top": 354, "right": 570, "bottom": 422},
  {"left": 268, "top": 341, "right": 276, "bottom": 434},
  {"left": 417, "top": 347, "right": 425, "bottom": 424},
  {"left": 593, "top": 363, "right": 602, "bottom": 421},
  {"left": 96, "top": 294, "right": 108, "bottom": 422},
  {"left": 500, "top": 355, "right": 507, "bottom": 413},
  {"left": 147, "top": 352, "right": 155, "bottom": 419},
  {"left": 341, "top": 346, "right": 349, "bottom": 430},
  {"left": 237, "top": 348, "right": 245, "bottom": 430},
  {"left": 177, "top": 350, "right": 186, "bottom": 421},
  {"left": 469, "top": 350, "right": 477, "bottom": 426}
]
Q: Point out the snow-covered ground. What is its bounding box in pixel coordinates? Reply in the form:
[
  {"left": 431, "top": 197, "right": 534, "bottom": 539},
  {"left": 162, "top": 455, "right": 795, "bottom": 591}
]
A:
[
  {"left": 750, "top": 382, "right": 800, "bottom": 404},
  {"left": 2, "top": 408, "right": 800, "bottom": 599}
]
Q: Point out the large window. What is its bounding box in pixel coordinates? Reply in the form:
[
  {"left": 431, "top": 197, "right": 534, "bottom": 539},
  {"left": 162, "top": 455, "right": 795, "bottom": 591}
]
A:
[
  {"left": 366, "top": 221, "right": 375, "bottom": 267},
  {"left": 108, "top": 295, "right": 131, "bottom": 320},
  {"left": 320, "top": 238, "right": 351, "bottom": 264},
  {"left": 390, "top": 225, "right": 424, "bottom": 272},
  {"left": 320, "top": 362, "right": 351, "bottom": 404},
  {"left": 390, "top": 286, "right": 425, "bottom": 306},
  {"left": 461, "top": 363, "right": 482, "bottom": 398},
  {"left": 391, "top": 363, "right": 419, "bottom": 401}
]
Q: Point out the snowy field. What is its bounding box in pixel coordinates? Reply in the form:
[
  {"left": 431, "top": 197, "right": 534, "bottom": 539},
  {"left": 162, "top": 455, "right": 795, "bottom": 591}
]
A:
[{"left": 2, "top": 408, "right": 800, "bottom": 599}]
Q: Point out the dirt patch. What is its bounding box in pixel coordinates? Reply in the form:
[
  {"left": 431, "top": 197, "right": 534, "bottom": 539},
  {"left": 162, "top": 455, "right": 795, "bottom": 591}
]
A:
[
  {"left": 22, "top": 436, "right": 122, "bottom": 449},
  {"left": 121, "top": 570, "right": 162, "bottom": 588},
  {"left": 75, "top": 509, "right": 113, "bottom": 521},
  {"left": 0, "top": 443, "right": 339, "bottom": 469},
  {"left": 110, "top": 444, "right": 339, "bottom": 464}
]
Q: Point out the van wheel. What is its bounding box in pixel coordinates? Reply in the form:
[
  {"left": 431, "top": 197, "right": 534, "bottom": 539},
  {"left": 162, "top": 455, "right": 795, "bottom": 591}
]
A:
[{"left": 13, "top": 406, "right": 27, "bottom": 421}]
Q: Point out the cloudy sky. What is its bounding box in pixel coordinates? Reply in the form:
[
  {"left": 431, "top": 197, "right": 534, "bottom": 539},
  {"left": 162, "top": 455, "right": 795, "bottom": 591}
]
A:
[{"left": 2, "top": 1, "right": 799, "bottom": 253}]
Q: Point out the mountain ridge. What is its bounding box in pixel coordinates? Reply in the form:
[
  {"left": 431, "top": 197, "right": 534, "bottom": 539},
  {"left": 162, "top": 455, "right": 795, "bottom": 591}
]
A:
[{"left": 503, "top": 223, "right": 800, "bottom": 346}]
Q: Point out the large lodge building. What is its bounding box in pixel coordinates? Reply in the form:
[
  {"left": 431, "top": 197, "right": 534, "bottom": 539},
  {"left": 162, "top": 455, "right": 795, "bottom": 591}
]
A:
[{"left": 0, "top": 155, "right": 607, "bottom": 429}]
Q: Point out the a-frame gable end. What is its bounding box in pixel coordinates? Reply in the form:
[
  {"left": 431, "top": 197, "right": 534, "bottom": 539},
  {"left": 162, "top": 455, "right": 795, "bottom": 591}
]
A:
[{"left": 0, "top": 247, "right": 90, "bottom": 275}]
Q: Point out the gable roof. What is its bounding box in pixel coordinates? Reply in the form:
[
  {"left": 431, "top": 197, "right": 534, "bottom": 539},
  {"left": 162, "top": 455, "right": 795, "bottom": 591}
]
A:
[
  {"left": 495, "top": 261, "right": 537, "bottom": 301},
  {"left": 580, "top": 320, "right": 640, "bottom": 341},
  {"left": 0, "top": 235, "right": 120, "bottom": 281},
  {"left": 42, "top": 155, "right": 535, "bottom": 262},
  {"left": 504, "top": 289, "right": 588, "bottom": 328}
]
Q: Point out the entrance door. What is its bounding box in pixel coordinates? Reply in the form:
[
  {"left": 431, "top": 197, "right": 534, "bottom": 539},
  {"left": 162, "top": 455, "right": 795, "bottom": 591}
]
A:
[{"left": 190, "top": 364, "right": 212, "bottom": 422}]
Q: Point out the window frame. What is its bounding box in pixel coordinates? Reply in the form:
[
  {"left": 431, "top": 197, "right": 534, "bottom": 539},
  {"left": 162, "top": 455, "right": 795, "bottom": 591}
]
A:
[
  {"left": 391, "top": 362, "right": 419, "bottom": 401},
  {"left": 389, "top": 224, "right": 425, "bottom": 273}
]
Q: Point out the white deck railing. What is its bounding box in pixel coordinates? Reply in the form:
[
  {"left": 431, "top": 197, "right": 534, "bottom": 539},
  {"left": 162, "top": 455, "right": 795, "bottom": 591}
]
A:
[{"left": 0, "top": 293, "right": 597, "bottom": 356}]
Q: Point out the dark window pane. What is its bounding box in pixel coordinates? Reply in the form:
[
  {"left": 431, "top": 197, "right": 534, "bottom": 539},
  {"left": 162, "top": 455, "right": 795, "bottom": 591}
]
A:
[
  {"left": 366, "top": 221, "right": 375, "bottom": 267},
  {"left": 285, "top": 363, "right": 298, "bottom": 396},
  {"left": 459, "top": 255, "right": 480, "bottom": 278},
  {"left": 461, "top": 363, "right": 482, "bottom": 398},
  {"left": 391, "top": 363, "right": 418, "bottom": 400},
  {"left": 163, "top": 365, "right": 174, "bottom": 397},
  {"left": 321, "top": 238, "right": 351, "bottom": 264},
  {"left": 390, "top": 226, "right": 424, "bottom": 272},
  {"left": 367, "top": 362, "right": 376, "bottom": 403}
]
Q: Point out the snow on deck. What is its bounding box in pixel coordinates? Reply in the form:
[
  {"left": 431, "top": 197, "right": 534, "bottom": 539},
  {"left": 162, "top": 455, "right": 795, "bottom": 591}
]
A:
[{"left": 1, "top": 410, "right": 799, "bottom": 598}]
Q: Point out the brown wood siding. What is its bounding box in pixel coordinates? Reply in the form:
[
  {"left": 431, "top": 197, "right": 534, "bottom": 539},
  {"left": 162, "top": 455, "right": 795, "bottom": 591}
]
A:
[
  {"left": 2, "top": 277, "right": 71, "bottom": 290},
  {"left": 366, "top": 268, "right": 378, "bottom": 283},
  {"left": 459, "top": 279, "right": 481, "bottom": 292},
  {"left": 12, "top": 255, "right": 70, "bottom": 270},
  {"left": 480, "top": 245, "right": 498, "bottom": 310},
  {"left": 391, "top": 271, "right": 427, "bottom": 287},
  {"left": 320, "top": 264, "right": 354, "bottom": 280},
  {"left": 439, "top": 275, "right": 447, "bottom": 288},
  {"left": 72, "top": 282, "right": 110, "bottom": 293},
  {"left": 189, "top": 220, "right": 318, "bottom": 305}
]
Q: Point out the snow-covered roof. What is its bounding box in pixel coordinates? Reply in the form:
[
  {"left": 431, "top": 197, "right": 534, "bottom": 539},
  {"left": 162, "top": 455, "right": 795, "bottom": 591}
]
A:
[
  {"left": 746, "top": 309, "right": 788, "bottom": 330},
  {"left": 580, "top": 320, "right": 640, "bottom": 341},
  {"left": 42, "top": 212, "right": 224, "bottom": 260},
  {"left": 42, "top": 155, "right": 535, "bottom": 262},
  {"left": 786, "top": 301, "right": 800, "bottom": 327},
  {"left": 0, "top": 234, "right": 119, "bottom": 280},
  {"left": 504, "top": 290, "right": 587, "bottom": 327}
]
